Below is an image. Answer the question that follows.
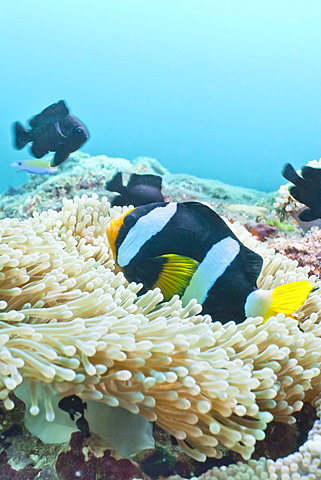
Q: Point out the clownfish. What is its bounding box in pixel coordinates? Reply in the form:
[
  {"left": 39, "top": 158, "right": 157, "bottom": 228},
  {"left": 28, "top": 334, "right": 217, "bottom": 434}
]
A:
[{"left": 107, "top": 201, "right": 316, "bottom": 324}]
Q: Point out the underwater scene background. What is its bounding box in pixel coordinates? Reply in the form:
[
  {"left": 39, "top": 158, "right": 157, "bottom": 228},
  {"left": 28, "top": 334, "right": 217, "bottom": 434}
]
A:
[
  {"left": 3, "top": 0, "right": 321, "bottom": 192},
  {"left": 2, "top": 2, "right": 321, "bottom": 480}
]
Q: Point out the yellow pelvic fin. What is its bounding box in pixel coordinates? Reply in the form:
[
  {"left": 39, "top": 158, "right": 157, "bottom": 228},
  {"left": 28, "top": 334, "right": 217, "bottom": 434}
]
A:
[
  {"left": 263, "top": 280, "right": 317, "bottom": 321},
  {"left": 152, "top": 254, "right": 199, "bottom": 301}
]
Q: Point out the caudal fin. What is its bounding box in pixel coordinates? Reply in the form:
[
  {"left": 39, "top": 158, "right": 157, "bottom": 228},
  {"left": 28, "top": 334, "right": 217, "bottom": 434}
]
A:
[
  {"left": 245, "top": 280, "right": 317, "bottom": 321},
  {"left": 282, "top": 163, "right": 304, "bottom": 186},
  {"left": 29, "top": 100, "right": 69, "bottom": 128},
  {"left": 105, "top": 172, "right": 126, "bottom": 194},
  {"left": 265, "top": 280, "right": 316, "bottom": 321},
  {"left": 13, "top": 122, "right": 31, "bottom": 149}
]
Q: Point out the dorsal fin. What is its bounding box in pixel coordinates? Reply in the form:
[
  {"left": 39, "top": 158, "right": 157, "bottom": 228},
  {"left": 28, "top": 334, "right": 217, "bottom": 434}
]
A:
[
  {"left": 301, "top": 165, "right": 321, "bottom": 179},
  {"left": 29, "top": 100, "right": 69, "bottom": 128},
  {"left": 182, "top": 201, "right": 226, "bottom": 222},
  {"left": 127, "top": 173, "right": 162, "bottom": 190},
  {"left": 182, "top": 201, "right": 238, "bottom": 237},
  {"left": 105, "top": 172, "right": 127, "bottom": 194}
]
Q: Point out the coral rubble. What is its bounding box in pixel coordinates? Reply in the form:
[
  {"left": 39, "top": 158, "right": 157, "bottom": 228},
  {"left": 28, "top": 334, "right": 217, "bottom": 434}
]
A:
[{"left": 268, "top": 226, "right": 321, "bottom": 278}]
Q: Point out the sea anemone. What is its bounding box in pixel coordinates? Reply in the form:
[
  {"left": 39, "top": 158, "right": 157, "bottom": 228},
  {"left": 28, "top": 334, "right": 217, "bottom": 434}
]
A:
[{"left": 0, "top": 195, "right": 321, "bottom": 468}]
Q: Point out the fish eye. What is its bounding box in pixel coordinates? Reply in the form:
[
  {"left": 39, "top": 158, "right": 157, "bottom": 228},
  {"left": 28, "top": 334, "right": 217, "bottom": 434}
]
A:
[
  {"left": 124, "top": 214, "right": 137, "bottom": 228},
  {"left": 75, "top": 127, "right": 83, "bottom": 134}
]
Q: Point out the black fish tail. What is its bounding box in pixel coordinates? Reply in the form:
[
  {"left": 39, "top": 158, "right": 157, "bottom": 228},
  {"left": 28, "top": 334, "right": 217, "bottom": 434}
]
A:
[
  {"left": 13, "top": 122, "right": 32, "bottom": 149},
  {"left": 106, "top": 171, "right": 127, "bottom": 194},
  {"left": 282, "top": 163, "right": 304, "bottom": 186}
]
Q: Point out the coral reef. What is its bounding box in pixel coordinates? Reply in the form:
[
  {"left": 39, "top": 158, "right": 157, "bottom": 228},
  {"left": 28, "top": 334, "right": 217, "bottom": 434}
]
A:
[
  {"left": 55, "top": 432, "right": 144, "bottom": 480},
  {"left": 268, "top": 227, "right": 321, "bottom": 278},
  {"left": 2, "top": 152, "right": 273, "bottom": 223}
]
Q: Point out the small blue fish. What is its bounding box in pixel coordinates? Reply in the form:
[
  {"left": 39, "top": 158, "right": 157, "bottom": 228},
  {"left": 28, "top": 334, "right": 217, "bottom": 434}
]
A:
[{"left": 11, "top": 159, "right": 58, "bottom": 174}]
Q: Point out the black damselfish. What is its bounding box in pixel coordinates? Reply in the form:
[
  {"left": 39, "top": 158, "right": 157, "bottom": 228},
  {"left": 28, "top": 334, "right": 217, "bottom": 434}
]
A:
[
  {"left": 13, "top": 100, "right": 89, "bottom": 166},
  {"left": 58, "top": 394, "right": 87, "bottom": 420},
  {"left": 282, "top": 162, "right": 321, "bottom": 222},
  {"left": 58, "top": 394, "right": 90, "bottom": 438},
  {"left": 107, "top": 201, "right": 315, "bottom": 324},
  {"left": 105, "top": 171, "right": 164, "bottom": 207}
]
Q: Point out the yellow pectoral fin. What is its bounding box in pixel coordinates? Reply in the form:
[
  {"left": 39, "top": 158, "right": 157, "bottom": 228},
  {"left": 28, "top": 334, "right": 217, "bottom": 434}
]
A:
[
  {"left": 152, "top": 254, "right": 199, "bottom": 301},
  {"left": 264, "top": 280, "right": 317, "bottom": 320}
]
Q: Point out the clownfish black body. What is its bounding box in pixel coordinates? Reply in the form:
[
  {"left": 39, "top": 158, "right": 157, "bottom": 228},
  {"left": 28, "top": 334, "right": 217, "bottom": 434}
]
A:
[{"left": 107, "top": 201, "right": 315, "bottom": 324}]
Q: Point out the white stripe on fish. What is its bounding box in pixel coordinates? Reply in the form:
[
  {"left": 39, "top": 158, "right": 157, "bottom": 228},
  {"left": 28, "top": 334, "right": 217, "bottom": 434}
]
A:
[
  {"left": 117, "top": 202, "right": 178, "bottom": 267},
  {"left": 181, "top": 236, "right": 240, "bottom": 306}
]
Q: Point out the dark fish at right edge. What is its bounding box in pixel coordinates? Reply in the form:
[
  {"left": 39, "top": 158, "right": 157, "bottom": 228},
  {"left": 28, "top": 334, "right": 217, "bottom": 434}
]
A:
[{"left": 282, "top": 162, "right": 321, "bottom": 221}]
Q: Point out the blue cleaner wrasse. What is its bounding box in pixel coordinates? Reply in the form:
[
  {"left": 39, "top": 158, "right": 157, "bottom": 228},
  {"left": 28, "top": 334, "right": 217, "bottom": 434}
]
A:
[
  {"left": 11, "top": 159, "right": 58, "bottom": 174},
  {"left": 107, "top": 201, "right": 316, "bottom": 324}
]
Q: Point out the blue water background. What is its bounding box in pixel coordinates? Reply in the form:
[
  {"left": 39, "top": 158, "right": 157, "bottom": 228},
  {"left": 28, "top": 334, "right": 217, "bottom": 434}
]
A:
[{"left": 2, "top": 0, "right": 321, "bottom": 193}]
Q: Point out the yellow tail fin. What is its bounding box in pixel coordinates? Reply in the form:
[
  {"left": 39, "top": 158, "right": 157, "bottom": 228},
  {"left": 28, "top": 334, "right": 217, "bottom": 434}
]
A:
[{"left": 264, "top": 280, "right": 317, "bottom": 321}]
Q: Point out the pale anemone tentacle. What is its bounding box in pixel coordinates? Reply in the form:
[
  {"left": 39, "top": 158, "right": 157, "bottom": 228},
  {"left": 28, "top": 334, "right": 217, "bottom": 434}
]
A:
[
  {"left": 0, "top": 195, "right": 320, "bottom": 464},
  {"left": 174, "top": 393, "right": 321, "bottom": 480}
]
